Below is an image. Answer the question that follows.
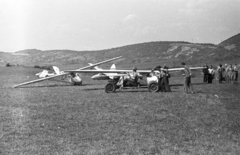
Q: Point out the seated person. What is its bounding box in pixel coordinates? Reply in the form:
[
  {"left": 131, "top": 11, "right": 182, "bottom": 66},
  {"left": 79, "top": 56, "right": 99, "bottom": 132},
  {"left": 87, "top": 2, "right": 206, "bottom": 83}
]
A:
[
  {"left": 70, "top": 72, "right": 82, "bottom": 85},
  {"left": 122, "top": 66, "right": 142, "bottom": 86}
]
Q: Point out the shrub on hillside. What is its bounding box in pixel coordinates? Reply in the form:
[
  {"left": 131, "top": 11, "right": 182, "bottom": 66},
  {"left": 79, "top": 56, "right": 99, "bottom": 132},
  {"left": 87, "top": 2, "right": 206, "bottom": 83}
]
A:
[
  {"left": 40, "top": 65, "right": 52, "bottom": 70},
  {"left": 6, "top": 63, "right": 11, "bottom": 67},
  {"left": 34, "top": 65, "right": 40, "bottom": 68},
  {"left": 33, "top": 65, "right": 53, "bottom": 71},
  {"left": 5, "top": 63, "right": 15, "bottom": 67}
]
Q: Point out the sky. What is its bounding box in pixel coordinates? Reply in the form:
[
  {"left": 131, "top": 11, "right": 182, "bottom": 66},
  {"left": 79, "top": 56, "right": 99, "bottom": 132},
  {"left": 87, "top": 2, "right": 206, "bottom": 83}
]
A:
[{"left": 0, "top": 0, "right": 240, "bottom": 52}]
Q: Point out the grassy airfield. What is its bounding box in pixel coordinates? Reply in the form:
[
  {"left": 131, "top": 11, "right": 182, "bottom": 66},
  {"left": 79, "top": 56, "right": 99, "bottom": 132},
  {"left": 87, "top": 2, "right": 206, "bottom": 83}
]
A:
[{"left": 0, "top": 66, "right": 240, "bottom": 155}]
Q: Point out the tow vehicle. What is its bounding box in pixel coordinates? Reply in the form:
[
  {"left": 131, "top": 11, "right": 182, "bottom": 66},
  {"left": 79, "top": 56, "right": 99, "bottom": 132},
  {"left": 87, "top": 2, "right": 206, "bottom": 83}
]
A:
[{"left": 104, "top": 73, "right": 160, "bottom": 93}]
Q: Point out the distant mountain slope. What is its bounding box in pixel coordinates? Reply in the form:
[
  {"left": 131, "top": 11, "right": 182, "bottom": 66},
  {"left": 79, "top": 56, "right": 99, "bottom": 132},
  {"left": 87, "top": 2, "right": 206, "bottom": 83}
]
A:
[
  {"left": 219, "top": 33, "right": 240, "bottom": 51},
  {"left": 1, "top": 33, "right": 240, "bottom": 67}
]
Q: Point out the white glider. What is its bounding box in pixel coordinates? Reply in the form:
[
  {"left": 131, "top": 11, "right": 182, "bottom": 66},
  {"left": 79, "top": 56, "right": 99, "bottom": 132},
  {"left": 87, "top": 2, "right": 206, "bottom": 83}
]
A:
[
  {"left": 13, "top": 56, "right": 122, "bottom": 88},
  {"left": 65, "top": 66, "right": 205, "bottom": 75}
]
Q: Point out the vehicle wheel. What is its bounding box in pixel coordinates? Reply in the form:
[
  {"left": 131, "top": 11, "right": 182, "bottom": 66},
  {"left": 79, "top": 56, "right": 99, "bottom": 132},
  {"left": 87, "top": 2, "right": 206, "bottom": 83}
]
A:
[
  {"left": 105, "top": 83, "right": 116, "bottom": 93},
  {"left": 148, "top": 82, "right": 159, "bottom": 92}
]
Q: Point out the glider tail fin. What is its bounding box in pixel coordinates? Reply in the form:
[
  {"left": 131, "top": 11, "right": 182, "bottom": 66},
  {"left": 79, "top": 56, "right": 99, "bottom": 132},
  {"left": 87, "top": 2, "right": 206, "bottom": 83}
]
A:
[
  {"left": 52, "top": 66, "right": 60, "bottom": 75},
  {"left": 110, "top": 64, "right": 116, "bottom": 70}
]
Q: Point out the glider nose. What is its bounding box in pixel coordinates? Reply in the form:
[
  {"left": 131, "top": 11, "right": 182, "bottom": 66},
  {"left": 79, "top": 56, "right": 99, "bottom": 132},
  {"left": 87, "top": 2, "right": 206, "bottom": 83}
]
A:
[
  {"left": 91, "top": 74, "right": 109, "bottom": 80},
  {"left": 91, "top": 74, "right": 98, "bottom": 80}
]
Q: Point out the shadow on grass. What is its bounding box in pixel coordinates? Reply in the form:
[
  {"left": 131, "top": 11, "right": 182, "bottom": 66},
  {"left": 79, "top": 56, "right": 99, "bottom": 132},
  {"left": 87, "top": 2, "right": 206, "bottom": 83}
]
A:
[
  {"left": 81, "top": 88, "right": 104, "bottom": 91},
  {"left": 81, "top": 88, "right": 148, "bottom": 93},
  {"left": 170, "top": 82, "right": 208, "bottom": 87},
  {"left": 114, "top": 89, "right": 151, "bottom": 93},
  {"left": 82, "top": 88, "right": 179, "bottom": 93}
]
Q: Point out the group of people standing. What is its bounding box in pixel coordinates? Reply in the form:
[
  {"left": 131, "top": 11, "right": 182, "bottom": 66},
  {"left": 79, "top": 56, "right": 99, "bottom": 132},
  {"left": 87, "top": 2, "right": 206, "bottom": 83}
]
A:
[
  {"left": 150, "top": 62, "right": 194, "bottom": 93},
  {"left": 150, "top": 65, "right": 172, "bottom": 92},
  {"left": 203, "top": 63, "right": 238, "bottom": 84},
  {"left": 125, "top": 62, "right": 238, "bottom": 94},
  {"left": 202, "top": 63, "right": 215, "bottom": 83}
]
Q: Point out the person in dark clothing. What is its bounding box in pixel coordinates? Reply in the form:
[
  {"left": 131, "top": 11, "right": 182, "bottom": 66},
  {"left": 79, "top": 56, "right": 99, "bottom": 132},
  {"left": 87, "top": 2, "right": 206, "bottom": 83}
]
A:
[
  {"left": 181, "top": 62, "right": 193, "bottom": 94},
  {"left": 223, "top": 64, "right": 228, "bottom": 82},
  {"left": 163, "top": 64, "right": 170, "bottom": 84},
  {"left": 203, "top": 63, "right": 209, "bottom": 82},
  {"left": 154, "top": 66, "right": 163, "bottom": 92},
  {"left": 217, "top": 64, "right": 224, "bottom": 83},
  {"left": 233, "top": 64, "right": 238, "bottom": 82},
  {"left": 161, "top": 66, "right": 171, "bottom": 92}
]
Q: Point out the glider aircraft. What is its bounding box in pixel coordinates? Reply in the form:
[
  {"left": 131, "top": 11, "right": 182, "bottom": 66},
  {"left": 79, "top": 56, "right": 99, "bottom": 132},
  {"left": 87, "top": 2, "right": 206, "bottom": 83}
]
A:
[
  {"left": 13, "top": 56, "right": 122, "bottom": 88},
  {"left": 66, "top": 66, "right": 205, "bottom": 75}
]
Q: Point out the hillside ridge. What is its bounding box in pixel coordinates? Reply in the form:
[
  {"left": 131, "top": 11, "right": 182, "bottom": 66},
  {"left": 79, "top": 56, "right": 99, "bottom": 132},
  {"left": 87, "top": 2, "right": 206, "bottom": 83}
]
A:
[{"left": 1, "top": 34, "right": 240, "bottom": 67}]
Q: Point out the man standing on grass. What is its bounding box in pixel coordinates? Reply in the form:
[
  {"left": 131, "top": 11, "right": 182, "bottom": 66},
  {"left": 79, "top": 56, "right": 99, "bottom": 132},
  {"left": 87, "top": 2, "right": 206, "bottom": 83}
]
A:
[
  {"left": 161, "top": 65, "right": 171, "bottom": 92},
  {"left": 154, "top": 66, "right": 163, "bottom": 92},
  {"left": 217, "top": 64, "right": 224, "bottom": 83},
  {"left": 233, "top": 64, "right": 238, "bottom": 82},
  {"left": 208, "top": 65, "right": 215, "bottom": 84},
  {"left": 202, "top": 63, "right": 209, "bottom": 83},
  {"left": 181, "top": 62, "right": 193, "bottom": 94},
  {"left": 223, "top": 64, "right": 229, "bottom": 82}
]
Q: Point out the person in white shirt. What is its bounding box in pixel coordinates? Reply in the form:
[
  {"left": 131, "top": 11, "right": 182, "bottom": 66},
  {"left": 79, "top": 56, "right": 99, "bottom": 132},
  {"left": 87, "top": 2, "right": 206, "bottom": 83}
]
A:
[
  {"left": 70, "top": 73, "right": 82, "bottom": 85},
  {"left": 208, "top": 65, "right": 215, "bottom": 83},
  {"left": 122, "top": 66, "right": 142, "bottom": 87}
]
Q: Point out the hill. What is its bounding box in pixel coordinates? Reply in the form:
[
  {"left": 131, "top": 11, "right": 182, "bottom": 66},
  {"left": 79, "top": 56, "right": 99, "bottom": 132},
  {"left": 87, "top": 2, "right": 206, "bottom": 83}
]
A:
[
  {"left": 1, "top": 34, "right": 240, "bottom": 68},
  {"left": 219, "top": 33, "right": 240, "bottom": 51}
]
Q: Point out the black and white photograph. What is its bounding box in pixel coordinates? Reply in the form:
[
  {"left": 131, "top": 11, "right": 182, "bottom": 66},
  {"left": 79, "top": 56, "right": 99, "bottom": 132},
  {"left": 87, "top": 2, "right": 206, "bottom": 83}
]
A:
[{"left": 0, "top": 0, "right": 239, "bottom": 154}]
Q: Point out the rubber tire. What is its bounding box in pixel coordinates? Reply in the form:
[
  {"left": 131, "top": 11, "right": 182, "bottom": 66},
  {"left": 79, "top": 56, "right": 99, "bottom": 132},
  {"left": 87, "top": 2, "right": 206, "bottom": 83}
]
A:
[
  {"left": 148, "top": 82, "right": 159, "bottom": 92},
  {"left": 105, "top": 83, "right": 116, "bottom": 93}
]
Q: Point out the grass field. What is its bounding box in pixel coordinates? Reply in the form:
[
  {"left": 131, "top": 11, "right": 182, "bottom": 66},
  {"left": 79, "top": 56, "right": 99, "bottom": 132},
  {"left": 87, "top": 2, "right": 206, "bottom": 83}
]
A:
[{"left": 0, "top": 66, "right": 240, "bottom": 155}]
